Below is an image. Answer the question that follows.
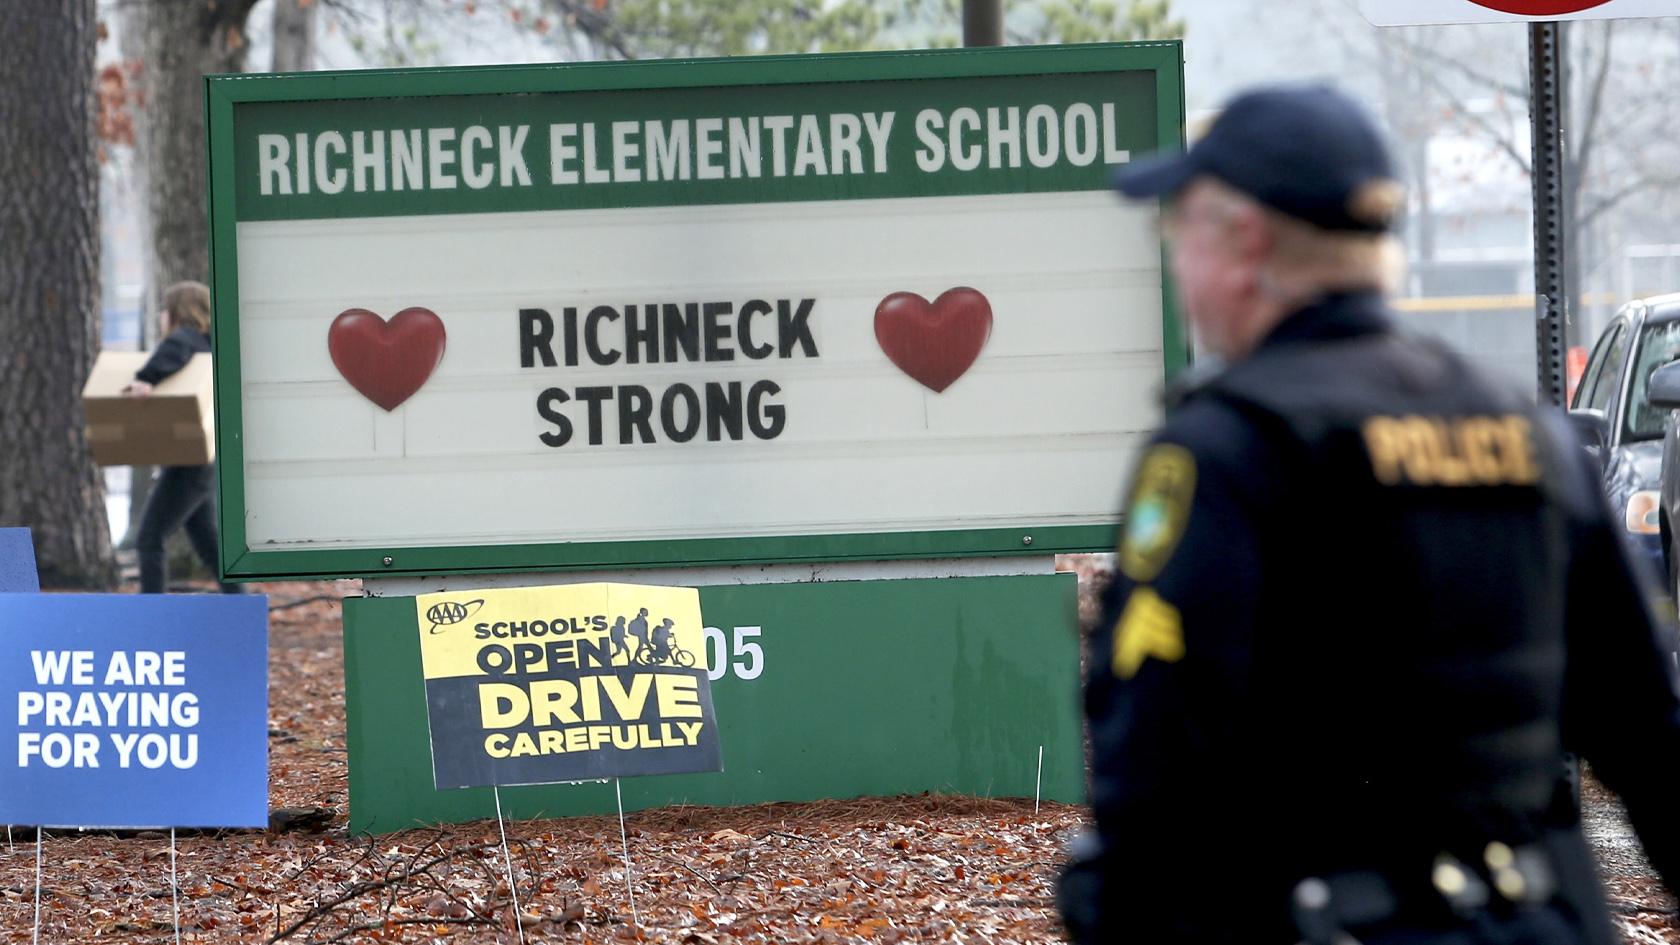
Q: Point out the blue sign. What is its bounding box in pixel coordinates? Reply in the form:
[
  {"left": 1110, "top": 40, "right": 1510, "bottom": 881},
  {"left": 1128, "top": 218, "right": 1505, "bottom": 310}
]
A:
[
  {"left": 0, "top": 594, "right": 269, "bottom": 828},
  {"left": 0, "top": 528, "right": 38, "bottom": 592}
]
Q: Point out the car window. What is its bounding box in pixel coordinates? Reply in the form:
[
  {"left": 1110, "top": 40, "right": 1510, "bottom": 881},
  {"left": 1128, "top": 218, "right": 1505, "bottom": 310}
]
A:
[
  {"left": 1623, "top": 319, "right": 1680, "bottom": 441},
  {"left": 1583, "top": 322, "right": 1628, "bottom": 413},
  {"left": 1573, "top": 324, "right": 1618, "bottom": 409}
]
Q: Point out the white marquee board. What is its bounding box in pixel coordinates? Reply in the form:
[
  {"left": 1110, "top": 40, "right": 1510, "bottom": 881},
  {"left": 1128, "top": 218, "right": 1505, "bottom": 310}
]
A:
[{"left": 206, "top": 46, "right": 1186, "bottom": 578}]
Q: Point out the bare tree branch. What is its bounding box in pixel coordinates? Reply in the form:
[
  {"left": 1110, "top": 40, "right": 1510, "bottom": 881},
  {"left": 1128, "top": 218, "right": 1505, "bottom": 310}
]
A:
[
  {"left": 313, "top": 0, "right": 383, "bottom": 26},
  {"left": 1330, "top": 13, "right": 1533, "bottom": 177},
  {"left": 1407, "top": 62, "right": 1533, "bottom": 176},
  {"left": 269, "top": 838, "right": 506, "bottom": 943},
  {"left": 1578, "top": 173, "right": 1680, "bottom": 230},
  {"left": 315, "top": 915, "right": 494, "bottom": 945},
  {"left": 543, "top": 0, "right": 636, "bottom": 59},
  {"left": 647, "top": 850, "right": 725, "bottom": 895},
  {"left": 1386, "top": 33, "right": 1531, "bottom": 102},
  {"left": 1575, "top": 21, "right": 1616, "bottom": 188}
]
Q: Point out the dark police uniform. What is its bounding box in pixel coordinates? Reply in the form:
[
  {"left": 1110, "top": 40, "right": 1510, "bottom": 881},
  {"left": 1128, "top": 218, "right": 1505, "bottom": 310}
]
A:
[
  {"left": 1060, "top": 286, "right": 1680, "bottom": 944},
  {"left": 1061, "top": 83, "right": 1680, "bottom": 943}
]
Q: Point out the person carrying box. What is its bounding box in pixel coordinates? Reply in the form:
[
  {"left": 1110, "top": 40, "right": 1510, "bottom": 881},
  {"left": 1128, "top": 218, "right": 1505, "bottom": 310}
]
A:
[{"left": 121, "top": 281, "right": 242, "bottom": 595}]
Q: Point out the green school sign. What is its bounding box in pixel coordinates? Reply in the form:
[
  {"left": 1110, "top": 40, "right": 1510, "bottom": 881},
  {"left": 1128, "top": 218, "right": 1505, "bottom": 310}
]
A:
[
  {"left": 206, "top": 43, "right": 1185, "bottom": 582},
  {"left": 344, "top": 573, "right": 1083, "bottom": 832}
]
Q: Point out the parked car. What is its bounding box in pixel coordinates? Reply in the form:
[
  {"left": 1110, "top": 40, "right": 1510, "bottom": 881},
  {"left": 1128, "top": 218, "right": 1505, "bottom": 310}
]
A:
[
  {"left": 1568, "top": 295, "right": 1680, "bottom": 591},
  {"left": 1645, "top": 352, "right": 1680, "bottom": 602}
]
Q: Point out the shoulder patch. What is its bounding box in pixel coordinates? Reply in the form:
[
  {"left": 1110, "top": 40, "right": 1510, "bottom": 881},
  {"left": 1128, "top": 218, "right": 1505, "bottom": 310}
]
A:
[
  {"left": 1111, "top": 587, "right": 1185, "bottom": 680},
  {"left": 1117, "top": 444, "right": 1197, "bottom": 582}
]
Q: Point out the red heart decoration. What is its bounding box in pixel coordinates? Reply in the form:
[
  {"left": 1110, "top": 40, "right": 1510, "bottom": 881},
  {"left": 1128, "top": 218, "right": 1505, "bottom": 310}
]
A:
[
  {"left": 327, "top": 307, "right": 447, "bottom": 411},
  {"left": 873, "top": 287, "right": 993, "bottom": 393}
]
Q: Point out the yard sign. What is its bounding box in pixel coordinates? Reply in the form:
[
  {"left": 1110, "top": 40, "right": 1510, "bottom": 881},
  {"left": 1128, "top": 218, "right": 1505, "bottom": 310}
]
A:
[
  {"left": 0, "top": 528, "right": 38, "bottom": 592},
  {"left": 414, "top": 583, "right": 721, "bottom": 790},
  {"left": 0, "top": 594, "right": 269, "bottom": 829},
  {"left": 205, "top": 44, "right": 1185, "bottom": 581}
]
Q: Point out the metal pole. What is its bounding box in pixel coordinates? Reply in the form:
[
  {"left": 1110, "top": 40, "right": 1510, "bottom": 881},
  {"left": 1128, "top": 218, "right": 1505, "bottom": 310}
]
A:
[
  {"left": 32, "top": 828, "right": 42, "bottom": 945},
  {"left": 615, "top": 778, "right": 639, "bottom": 928},
  {"left": 1034, "top": 745, "right": 1043, "bottom": 815},
  {"left": 963, "top": 0, "right": 1003, "bottom": 47},
  {"left": 492, "top": 786, "right": 527, "bottom": 945},
  {"left": 1529, "top": 22, "right": 1569, "bottom": 407},
  {"left": 170, "top": 829, "right": 181, "bottom": 945}
]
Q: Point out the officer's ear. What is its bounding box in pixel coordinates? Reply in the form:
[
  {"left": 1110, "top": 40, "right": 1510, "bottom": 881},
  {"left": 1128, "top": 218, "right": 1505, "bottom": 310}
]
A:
[{"left": 1222, "top": 201, "right": 1274, "bottom": 266}]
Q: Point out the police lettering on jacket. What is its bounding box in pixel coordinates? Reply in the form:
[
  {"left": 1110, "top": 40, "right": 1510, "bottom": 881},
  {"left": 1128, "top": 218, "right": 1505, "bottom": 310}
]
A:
[{"left": 1361, "top": 414, "right": 1540, "bottom": 488}]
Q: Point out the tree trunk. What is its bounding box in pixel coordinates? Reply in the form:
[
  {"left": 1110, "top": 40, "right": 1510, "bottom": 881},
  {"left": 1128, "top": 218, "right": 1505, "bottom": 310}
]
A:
[
  {"left": 0, "top": 0, "right": 119, "bottom": 588},
  {"left": 134, "top": 0, "right": 259, "bottom": 292},
  {"left": 271, "top": 0, "right": 317, "bottom": 72}
]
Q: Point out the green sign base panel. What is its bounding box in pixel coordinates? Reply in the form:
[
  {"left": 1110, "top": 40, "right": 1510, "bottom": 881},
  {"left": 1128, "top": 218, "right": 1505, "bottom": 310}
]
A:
[{"left": 344, "top": 573, "right": 1084, "bottom": 834}]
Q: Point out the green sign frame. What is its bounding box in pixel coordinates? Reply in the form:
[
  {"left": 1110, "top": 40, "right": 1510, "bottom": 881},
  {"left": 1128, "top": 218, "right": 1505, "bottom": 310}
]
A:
[
  {"left": 344, "top": 573, "right": 1084, "bottom": 833},
  {"left": 205, "top": 43, "right": 1186, "bottom": 582}
]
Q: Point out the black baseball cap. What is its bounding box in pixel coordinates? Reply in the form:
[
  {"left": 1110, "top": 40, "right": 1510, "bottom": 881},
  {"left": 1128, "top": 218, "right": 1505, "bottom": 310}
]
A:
[{"left": 1113, "top": 84, "right": 1402, "bottom": 234}]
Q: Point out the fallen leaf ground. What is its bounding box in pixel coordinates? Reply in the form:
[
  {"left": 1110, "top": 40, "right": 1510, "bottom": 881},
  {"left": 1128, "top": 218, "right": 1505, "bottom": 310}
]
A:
[
  {"left": 3, "top": 570, "right": 1677, "bottom": 943},
  {"left": 1583, "top": 772, "right": 1680, "bottom": 943}
]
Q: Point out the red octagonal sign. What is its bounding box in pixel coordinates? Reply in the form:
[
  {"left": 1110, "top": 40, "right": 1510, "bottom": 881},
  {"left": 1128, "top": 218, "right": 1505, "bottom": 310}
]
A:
[
  {"left": 1360, "top": 0, "right": 1665, "bottom": 26},
  {"left": 1468, "top": 0, "right": 1613, "bottom": 12}
]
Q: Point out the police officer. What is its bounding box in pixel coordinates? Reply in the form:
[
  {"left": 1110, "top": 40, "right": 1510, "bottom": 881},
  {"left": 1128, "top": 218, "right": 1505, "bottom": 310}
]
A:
[{"left": 1059, "top": 84, "right": 1680, "bottom": 945}]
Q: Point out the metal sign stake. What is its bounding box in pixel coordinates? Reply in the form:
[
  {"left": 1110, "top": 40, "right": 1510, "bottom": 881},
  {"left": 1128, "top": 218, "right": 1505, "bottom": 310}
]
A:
[
  {"left": 32, "top": 827, "right": 42, "bottom": 945},
  {"left": 618, "top": 776, "right": 635, "bottom": 921},
  {"left": 1035, "top": 746, "right": 1044, "bottom": 815},
  {"left": 492, "top": 786, "right": 527, "bottom": 945},
  {"left": 170, "top": 828, "right": 182, "bottom": 945}
]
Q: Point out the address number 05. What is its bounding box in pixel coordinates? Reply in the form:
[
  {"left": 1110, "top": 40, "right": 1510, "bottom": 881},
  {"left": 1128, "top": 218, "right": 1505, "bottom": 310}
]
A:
[{"left": 702, "top": 625, "right": 763, "bottom": 681}]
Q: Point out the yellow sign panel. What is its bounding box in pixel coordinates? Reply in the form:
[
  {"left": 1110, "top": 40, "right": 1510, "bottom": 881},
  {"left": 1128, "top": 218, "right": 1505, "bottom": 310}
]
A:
[{"left": 414, "top": 583, "right": 720, "bottom": 789}]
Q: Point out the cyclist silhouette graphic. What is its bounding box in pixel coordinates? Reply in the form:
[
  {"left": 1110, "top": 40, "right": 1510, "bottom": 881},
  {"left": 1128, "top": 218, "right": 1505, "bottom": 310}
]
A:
[
  {"left": 650, "top": 618, "right": 674, "bottom": 663},
  {"left": 609, "top": 616, "right": 629, "bottom": 662},
  {"left": 634, "top": 617, "right": 696, "bottom": 667},
  {"left": 626, "top": 608, "right": 651, "bottom": 657}
]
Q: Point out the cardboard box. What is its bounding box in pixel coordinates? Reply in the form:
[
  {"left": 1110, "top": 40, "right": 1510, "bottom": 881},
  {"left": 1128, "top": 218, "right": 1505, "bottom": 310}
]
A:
[{"left": 82, "top": 351, "right": 216, "bottom": 467}]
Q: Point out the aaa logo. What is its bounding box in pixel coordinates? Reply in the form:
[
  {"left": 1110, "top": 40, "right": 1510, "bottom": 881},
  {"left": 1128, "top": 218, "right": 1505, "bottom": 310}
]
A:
[{"left": 425, "top": 598, "right": 484, "bottom": 634}]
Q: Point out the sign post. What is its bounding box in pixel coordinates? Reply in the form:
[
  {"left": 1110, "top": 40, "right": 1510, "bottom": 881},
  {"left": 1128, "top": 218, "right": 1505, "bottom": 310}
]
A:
[
  {"left": 964, "top": 0, "right": 1004, "bottom": 46},
  {"left": 206, "top": 43, "right": 1184, "bottom": 831},
  {"left": 1530, "top": 23, "right": 1570, "bottom": 406}
]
